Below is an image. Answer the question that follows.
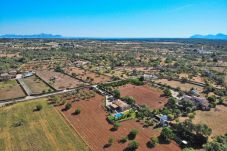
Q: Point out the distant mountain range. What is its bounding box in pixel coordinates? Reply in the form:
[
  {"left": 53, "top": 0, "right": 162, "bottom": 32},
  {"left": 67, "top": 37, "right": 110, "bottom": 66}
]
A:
[
  {"left": 190, "top": 33, "right": 227, "bottom": 40},
  {"left": 1, "top": 33, "right": 227, "bottom": 40},
  {"left": 0, "top": 33, "right": 63, "bottom": 38}
]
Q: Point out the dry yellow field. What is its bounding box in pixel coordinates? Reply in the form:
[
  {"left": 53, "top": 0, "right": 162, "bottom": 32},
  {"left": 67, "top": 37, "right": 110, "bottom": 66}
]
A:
[
  {"left": 0, "top": 98, "right": 90, "bottom": 151},
  {"left": 192, "top": 105, "right": 227, "bottom": 138}
]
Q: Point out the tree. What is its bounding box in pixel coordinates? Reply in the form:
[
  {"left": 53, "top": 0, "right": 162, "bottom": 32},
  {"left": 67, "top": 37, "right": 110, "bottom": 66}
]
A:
[
  {"left": 203, "top": 135, "right": 227, "bottom": 151},
  {"left": 119, "top": 136, "right": 127, "bottom": 143},
  {"left": 108, "top": 137, "right": 114, "bottom": 145},
  {"left": 149, "top": 137, "right": 159, "bottom": 147},
  {"left": 113, "top": 89, "right": 120, "bottom": 98},
  {"left": 112, "top": 122, "right": 120, "bottom": 131},
  {"left": 182, "top": 148, "right": 195, "bottom": 151},
  {"left": 122, "top": 96, "right": 135, "bottom": 105},
  {"left": 104, "top": 137, "right": 114, "bottom": 148},
  {"left": 64, "top": 103, "right": 72, "bottom": 111},
  {"left": 163, "top": 89, "right": 172, "bottom": 97},
  {"left": 127, "top": 141, "right": 139, "bottom": 150},
  {"left": 160, "top": 127, "right": 174, "bottom": 143},
  {"left": 128, "top": 129, "right": 139, "bottom": 140},
  {"left": 74, "top": 107, "right": 81, "bottom": 115},
  {"left": 54, "top": 65, "right": 63, "bottom": 73},
  {"left": 167, "top": 97, "right": 177, "bottom": 108}
]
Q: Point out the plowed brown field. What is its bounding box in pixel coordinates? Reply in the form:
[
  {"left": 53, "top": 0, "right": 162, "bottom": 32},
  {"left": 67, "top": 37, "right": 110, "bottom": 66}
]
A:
[
  {"left": 119, "top": 84, "right": 168, "bottom": 109},
  {"left": 58, "top": 92, "right": 180, "bottom": 151}
]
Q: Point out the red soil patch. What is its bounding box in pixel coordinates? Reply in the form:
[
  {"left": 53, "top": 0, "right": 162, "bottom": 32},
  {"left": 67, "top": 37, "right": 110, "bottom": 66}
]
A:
[
  {"left": 119, "top": 84, "right": 168, "bottom": 109},
  {"left": 58, "top": 92, "right": 180, "bottom": 151}
]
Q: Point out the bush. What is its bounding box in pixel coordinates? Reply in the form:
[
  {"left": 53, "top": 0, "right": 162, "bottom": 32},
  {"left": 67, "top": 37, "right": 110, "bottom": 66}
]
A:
[
  {"left": 112, "top": 122, "right": 120, "bottom": 131},
  {"left": 122, "top": 96, "right": 135, "bottom": 105},
  {"left": 113, "top": 89, "right": 120, "bottom": 98},
  {"left": 12, "top": 119, "right": 25, "bottom": 127},
  {"left": 74, "top": 108, "right": 81, "bottom": 115},
  {"left": 119, "top": 136, "right": 127, "bottom": 143},
  {"left": 35, "top": 104, "right": 43, "bottom": 111},
  {"left": 104, "top": 137, "right": 114, "bottom": 148},
  {"left": 127, "top": 141, "right": 139, "bottom": 150},
  {"left": 163, "top": 89, "right": 172, "bottom": 97},
  {"left": 64, "top": 103, "right": 72, "bottom": 111},
  {"left": 160, "top": 127, "right": 174, "bottom": 143},
  {"left": 147, "top": 137, "right": 159, "bottom": 148},
  {"left": 128, "top": 129, "right": 138, "bottom": 140}
]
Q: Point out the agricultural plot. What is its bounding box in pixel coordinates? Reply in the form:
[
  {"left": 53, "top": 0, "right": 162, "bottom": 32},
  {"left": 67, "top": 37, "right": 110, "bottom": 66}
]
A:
[
  {"left": 192, "top": 105, "right": 227, "bottom": 138},
  {"left": 23, "top": 75, "right": 54, "bottom": 95},
  {"left": 155, "top": 79, "right": 204, "bottom": 93},
  {"left": 0, "top": 98, "right": 90, "bottom": 151},
  {"left": 36, "top": 70, "right": 85, "bottom": 90},
  {"left": 20, "top": 59, "right": 70, "bottom": 72},
  {"left": 58, "top": 92, "right": 180, "bottom": 151},
  {"left": 0, "top": 80, "right": 26, "bottom": 101},
  {"left": 65, "top": 67, "right": 111, "bottom": 84},
  {"left": 119, "top": 84, "right": 168, "bottom": 109}
]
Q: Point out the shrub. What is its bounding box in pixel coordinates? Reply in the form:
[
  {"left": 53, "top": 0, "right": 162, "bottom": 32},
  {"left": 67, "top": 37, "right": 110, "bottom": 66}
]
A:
[
  {"left": 122, "top": 96, "right": 135, "bottom": 105},
  {"left": 35, "top": 104, "right": 43, "bottom": 111},
  {"left": 127, "top": 141, "right": 139, "bottom": 150},
  {"left": 113, "top": 89, "right": 120, "bottom": 98},
  {"left": 112, "top": 122, "right": 120, "bottom": 131},
  {"left": 64, "top": 103, "right": 72, "bottom": 111},
  {"left": 147, "top": 137, "right": 159, "bottom": 148},
  {"left": 74, "top": 108, "right": 81, "bottom": 115},
  {"left": 119, "top": 136, "right": 127, "bottom": 143},
  {"left": 128, "top": 129, "right": 139, "bottom": 140},
  {"left": 104, "top": 137, "right": 114, "bottom": 148},
  {"left": 12, "top": 119, "right": 25, "bottom": 127},
  {"left": 160, "top": 127, "right": 174, "bottom": 143}
]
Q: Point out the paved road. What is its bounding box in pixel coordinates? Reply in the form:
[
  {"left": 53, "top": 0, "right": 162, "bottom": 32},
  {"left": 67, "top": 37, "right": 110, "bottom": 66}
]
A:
[
  {"left": 0, "top": 87, "right": 85, "bottom": 107},
  {"left": 0, "top": 79, "right": 125, "bottom": 107}
]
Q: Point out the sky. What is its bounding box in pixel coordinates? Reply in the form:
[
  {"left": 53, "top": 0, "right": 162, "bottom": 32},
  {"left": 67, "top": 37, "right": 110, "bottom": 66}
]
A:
[{"left": 0, "top": 0, "right": 227, "bottom": 38}]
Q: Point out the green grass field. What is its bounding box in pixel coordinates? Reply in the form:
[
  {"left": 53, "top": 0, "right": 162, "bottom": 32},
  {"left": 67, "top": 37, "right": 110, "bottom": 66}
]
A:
[{"left": 0, "top": 99, "right": 90, "bottom": 151}]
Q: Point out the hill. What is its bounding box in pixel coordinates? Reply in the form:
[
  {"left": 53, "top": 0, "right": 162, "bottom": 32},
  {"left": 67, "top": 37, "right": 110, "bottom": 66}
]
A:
[
  {"left": 0, "top": 33, "right": 63, "bottom": 38},
  {"left": 191, "top": 33, "right": 227, "bottom": 40}
]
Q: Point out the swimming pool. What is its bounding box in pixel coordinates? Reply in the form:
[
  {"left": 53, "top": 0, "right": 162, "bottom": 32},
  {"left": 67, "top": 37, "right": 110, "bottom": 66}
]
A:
[{"left": 114, "top": 113, "right": 123, "bottom": 119}]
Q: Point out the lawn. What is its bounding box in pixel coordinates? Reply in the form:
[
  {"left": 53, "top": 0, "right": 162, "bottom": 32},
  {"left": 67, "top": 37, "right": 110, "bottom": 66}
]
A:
[
  {"left": 0, "top": 80, "right": 26, "bottom": 101},
  {"left": 0, "top": 99, "right": 90, "bottom": 151},
  {"left": 23, "top": 75, "right": 54, "bottom": 94}
]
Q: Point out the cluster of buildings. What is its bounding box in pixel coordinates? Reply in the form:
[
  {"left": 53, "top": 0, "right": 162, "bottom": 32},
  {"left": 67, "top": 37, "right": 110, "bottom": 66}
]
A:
[
  {"left": 183, "top": 95, "right": 210, "bottom": 111},
  {"left": 0, "top": 70, "right": 17, "bottom": 81},
  {"left": 91, "top": 85, "right": 131, "bottom": 114}
]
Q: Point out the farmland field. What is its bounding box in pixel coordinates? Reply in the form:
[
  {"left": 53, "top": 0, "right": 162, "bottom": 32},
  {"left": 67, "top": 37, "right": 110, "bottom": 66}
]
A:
[
  {"left": 58, "top": 92, "right": 180, "bottom": 151},
  {"left": 0, "top": 98, "right": 90, "bottom": 151},
  {"left": 36, "top": 70, "right": 85, "bottom": 90},
  {"left": 20, "top": 59, "right": 70, "bottom": 72},
  {"left": 119, "top": 84, "right": 168, "bottom": 109},
  {"left": 155, "top": 79, "right": 204, "bottom": 93},
  {"left": 23, "top": 75, "right": 54, "bottom": 94},
  {"left": 192, "top": 105, "right": 227, "bottom": 138},
  {"left": 0, "top": 80, "right": 26, "bottom": 101},
  {"left": 65, "top": 67, "right": 111, "bottom": 84}
]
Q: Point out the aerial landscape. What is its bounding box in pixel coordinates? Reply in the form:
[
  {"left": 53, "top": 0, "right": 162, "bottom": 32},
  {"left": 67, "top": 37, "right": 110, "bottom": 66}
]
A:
[{"left": 0, "top": 0, "right": 227, "bottom": 151}]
